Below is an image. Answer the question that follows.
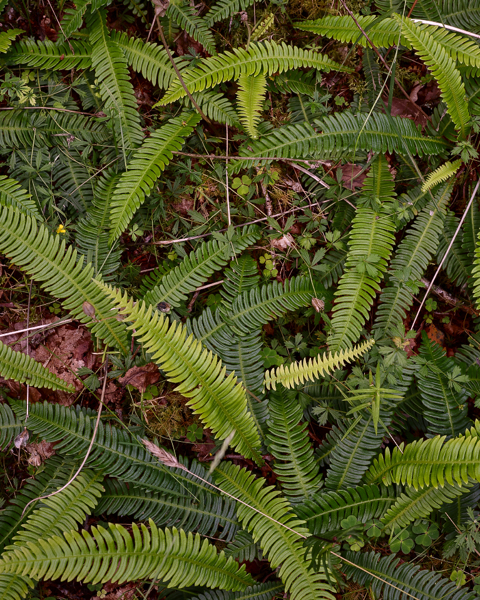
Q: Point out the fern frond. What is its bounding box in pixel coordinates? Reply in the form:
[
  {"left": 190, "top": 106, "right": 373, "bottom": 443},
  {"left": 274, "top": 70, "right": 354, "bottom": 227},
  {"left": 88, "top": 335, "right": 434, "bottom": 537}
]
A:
[
  {"left": 166, "top": 0, "right": 216, "bottom": 55},
  {"left": 231, "top": 112, "right": 447, "bottom": 172},
  {"left": 436, "top": 211, "right": 471, "bottom": 287},
  {"left": 6, "top": 39, "right": 91, "bottom": 70},
  {"left": 296, "top": 484, "right": 396, "bottom": 534},
  {"left": 422, "top": 160, "right": 461, "bottom": 192},
  {"left": 0, "top": 111, "right": 44, "bottom": 148},
  {"left": 183, "top": 91, "right": 239, "bottom": 126},
  {"left": 112, "top": 31, "right": 184, "bottom": 90},
  {"left": 0, "top": 404, "right": 21, "bottom": 454},
  {"left": 365, "top": 431, "right": 480, "bottom": 489},
  {"left": 342, "top": 550, "right": 477, "bottom": 600},
  {"left": 0, "top": 176, "right": 39, "bottom": 219},
  {"left": 142, "top": 227, "right": 259, "bottom": 308},
  {"left": 411, "top": 0, "right": 480, "bottom": 33},
  {"left": 472, "top": 229, "right": 480, "bottom": 310},
  {"left": 0, "top": 340, "right": 75, "bottom": 392},
  {"left": 109, "top": 113, "right": 200, "bottom": 243},
  {"left": 0, "top": 205, "right": 128, "bottom": 353},
  {"left": 189, "top": 583, "right": 284, "bottom": 600},
  {"left": 264, "top": 339, "right": 374, "bottom": 391},
  {"left": 158, "top": 41, "right": 352, "bottom": 105},
  {"left": 0, "top": 29, "right": 23, "bottom": 53},
  {"left": 88, "top": 9, "right": 143, "bottom": 150},
  {"left": 220, "top": 255, "right": 261, "bottom": 304},
  {"left": 236, "top": 72, "right": 266, "bottom": 139},
  {"left": 381, "top": 482, "right": 469, "bottom": 531},
  {"left": 54, "top": 149, "right": 94, "bottom": 213},
  {"left": 204, "top": 0, "right": 258, "bottom": 26},
  {"left": 374, "top": 184, "right": 452, "bottom": 336},
  {"left": 95, "top": 479, "right": 239, "bottom": 541},
  {"left": 75, "top": 172, "right": 122, "bottom": 280},
  {"left": 394, "top": 15, "right": 470, "bottom": 137},
  {"left": 0, "top": 574, "right": 32, "bottom": 600},
  {"left": 417, "top": 332, "right": 471, "bottom": 436},
  {"left": 7, "top": 399, "right": 217, "bottom": 499},
  {"left": 58, "top": 0, "right": 90, "bottom": 42},
  {"left": 266, "top": 391, "right": 322, "bottom": 503},
  {"left": 96, "top": 284, "right": 263, "bottom": 462},
  {"left": 224, "top": 530, "right": 262, "bottom": 562},
  {"left": 215, "top": 463, "right": 335, "bottom": 600},
  {"left": 0, "top": 521, "right": 254, "bottom": 590}
]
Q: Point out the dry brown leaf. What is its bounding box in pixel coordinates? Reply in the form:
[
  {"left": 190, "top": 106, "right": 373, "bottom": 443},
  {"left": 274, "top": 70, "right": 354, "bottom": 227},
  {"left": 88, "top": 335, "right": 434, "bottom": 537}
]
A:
[{"left": 119, "top": 363, "right": 160, "bottom": 393}]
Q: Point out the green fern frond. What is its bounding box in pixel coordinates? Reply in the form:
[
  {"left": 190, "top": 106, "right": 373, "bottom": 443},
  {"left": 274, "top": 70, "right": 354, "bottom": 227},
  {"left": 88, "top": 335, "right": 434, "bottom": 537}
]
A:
[
  {"left": 0, "top": 29, "right": 23, "bottom": 53},
  {"left": 342, "top": 550, "right": 477, "bottom": 600},
  {"left": 0, "top": 404, "right": 21, "bottom": 454},
  {"left": 264, "top": 339, "right": 374, "bottom": 391},
  {"left": 0, "top": 111, "right": 44, "bottom": 148},
  {"left": 266, "top": 391, "right": 322, "bottom": 503},
  {"left": 393, "top": 15, "right": 470, "bottom": 137},
  {"left": 436, "top": 211, "right": 471, "bottom": 287},
  {"left": 109, "top": 113, "right": 200, "bottom": 243},
  {"left": 225, "top": 530, "right": 262, "bottom": 562},
  {"left": 142, "top": 227, "right": 260, "bottom": 308},
  {"left": 0, "top": 521, "right": 254, "bottom": 590},
  {"left": 166, "top": 0, "right": 216, "bottom": 55},
  {"left": 417, "top": 332, "right": 471, "bottom": 436},
  {"left": 58, "top": 0, "right": 90, "bottom": 42},
  {"left": 231, "top": 112, "right": 447, "bottom": 172},
  {"left": 189, "top": 583, "right": 284, "bottom": 600},
  {"left": 215, "top": 463, "right": 335, "bottom": 600},
  {"left": 220, "top": 255, "right": 261, "bottom": 304},
  {"left": 95, "top": 284, "right": 263, "bottom": 463},
  {"left": 54, "top": 149, "right": 94, "bottom": 213},
  {"left": 88, "top": 9, "right": 143, "bottom": 150},
  {"left": 251, "top": 13, "right": 274, "bottom": 41},
  {"left": 236, "top": 73, "right": 266, "bottom": 139},
  {"left": 0, "top": 205, "right": 128, "bottom": 353},
  {"left": 365, "top": 431, "right": 480, "bottom": 489},
  {"left": 381, "top": 482, "right": 469, "bottom": 531},
  {"left": 158, "top": 41, "right": 352, "bottom": 105},
  {"left": 0, "top": 340, "right": 75, "bottom": 392},
  {"left": 422, "top": 160, "right": 461, "bottom": 192},
  {"left": 374, "top": 184, "right": 452, "bottom": 336},
  {"left": 112, "top": 31, "right": 185, "bottom": 90},
  {"left": 182, "top": 91, "right": 239, "bottom": 126},
  {"left": 204, "top": 0, "right": 259, "bottom": 26},
  {"left": 6, "top": 39, "right": 91, "bottom": 70},
  {"left": 95, "top": 479, "right": 239, "bottom": 541},
  {"left": 296, "top": 484, "right": 396, "bottom": 534},
  {"left": 411, "top": 0, "right": 480, "bottom": 33},
  {"left": 75, "top": 172, "right": 122, "bottom": 280},
  {"left": 0, "top": 176, "right": 39, "bottom": 219},
  {"left": 472, "top": 229, "right": 480, "bottom": 309}
]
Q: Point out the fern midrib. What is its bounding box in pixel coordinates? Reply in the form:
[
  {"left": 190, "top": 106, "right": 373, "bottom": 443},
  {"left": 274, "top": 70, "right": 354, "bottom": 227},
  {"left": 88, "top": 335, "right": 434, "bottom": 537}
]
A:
[
  {"left": 332, "top": 416, "right": 373, "bottom": 491},
  {"left": 301, "top": 495, "right": 396, "bottom": 528}
]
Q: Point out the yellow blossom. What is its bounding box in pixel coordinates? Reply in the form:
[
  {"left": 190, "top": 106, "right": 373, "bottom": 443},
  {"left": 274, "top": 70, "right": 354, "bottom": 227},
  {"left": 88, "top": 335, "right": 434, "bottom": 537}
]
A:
[{"left": 56, "top": 224, "right": 66, "bottom": 234}]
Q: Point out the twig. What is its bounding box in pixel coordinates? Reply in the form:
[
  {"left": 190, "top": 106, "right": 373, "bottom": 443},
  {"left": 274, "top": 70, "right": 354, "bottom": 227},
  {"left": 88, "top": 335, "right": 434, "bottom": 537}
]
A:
[
  {"left": 412, "top": 19, "right": 480, "bottom": 40},
  {"left": 21, "top": 358, "right": 109, "bottom": 516},
  {"left": 45, "top": 0, "right": 75, "bottom": 53},
  {"left": 412, "top": 179, "right": 480, "bottom": 329},
  {"left": 286, "top": 161, "right": 330, "bottom": 189},
  {"left": 421, "top": 277, "right": 479, "bottom": 316},
  {"left": 0, "top": 106, "right": 95, "bottom": 116},
  {"left": 226, "top": 125, "right": 231, "bottom": 226},
  {"left": 339, "top": 0, "right": 430, "bottom": 122},
  {"left": 0, "top": 318, "right": 73, "bottom": 339},
  {"left": 155, "top": 17, "right": 210, "bottom": 123}
]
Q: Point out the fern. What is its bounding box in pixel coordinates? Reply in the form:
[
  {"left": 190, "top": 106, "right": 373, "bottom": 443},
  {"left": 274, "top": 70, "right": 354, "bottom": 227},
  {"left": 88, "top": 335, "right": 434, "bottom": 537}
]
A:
[
  {"left": 54, "top": 149, "right": 95, "bottom": 213},
  {"left": 266, "top": 391, "right": 322, "bottom": 504},
  {"left": 96, "top": 284, "right": 264, "bottom": 462},
  {"left": 220, "top": 255, "right": 261, "bottom": 304},
  {"left": 109, "top": 113, "right": 200, "bottom": 242},
  {"left": 381, "top": 482, "right": 470, "bottom": 531},
  {"left": 373, "top": 183, "right": 452, "bottom": 336},
  {"left": 0, "top": 574, "right": 32, "bottom": 600},
  {"left": 411, "top": 0, "right": 480, "bottom": 32},
  {"left": 0, "top": 205, "right": 128, "bottom": 353},
  {"left": 436, "top": 211, "right": 471, "bottom": 287},
  {"left": 57, "top": 0, "right": 90, "bottom": 42},
  {"left": 0, "top": 404, "right": 21, "bottom": 454},
  {"left": 166, "top": 0, "right": 216, "bottom": 55},
  {"left": 264, "top": 339, "right": 374, "bottom": 391},
  {"left": 88, "top": 9, "right": 143, "bottom": 150},
  {"left": 236, "top": 73, "right": 266, "bottom": 139},
  {"left": 142, "top": 227, "right": 259, "bottom": 308},
  {"left": 0, "top": 340, "right": 75, "bottom": 392},
  {"left": 189, "top": 582, "right": 283, "bottom": 600},
  {"left": 472, "top": 229, "right": 480, "bottom": 309},
  {"left": 6, "top": 39, "right": 92, "bottom": 70},
  {"left": 0, "top": 521, "right": 254, "bottom": 590},
  {"left": 231, "top": 112, "right": 447, "bottom": 173},
  {"left": 158, "top": 41, "right": 352, "bottom": 105},
  {"left": 0, "top": 29, "right": 22, "bottom": 54},
  {"left": 296, "top": 484, "right": 396, "bottom": 534},
  {"left": 422, "top": 160, "right": 462, "bottom": 191},
  {"left": 204, "top": 0, "right": 258, "bottom": 26},
  {"left": 0, "top": 176, "right": 39, "bottom": 219},
  {"left": 342, "top": 550, "right": 477, "bottom": 600},
  {"left": 0, "top": 111, "right": 44, "bottom": 148},
  {"left": 393, "top": 15, "right": 470, "bottom": 138},
  {"left": 224, "top": 530, "right": 261, "bottom": 562},
  {"left": 182, "top": 91, "right": 239, "bottom": 126},
  {"left": 417, "top": 332, "right": 471, "bottom": 436},
  {"left": 95, "top": 479, "right": 239, "bottom": 541},
  {"left": 215, "top": 462, "right": 335, "bottom": 600}
]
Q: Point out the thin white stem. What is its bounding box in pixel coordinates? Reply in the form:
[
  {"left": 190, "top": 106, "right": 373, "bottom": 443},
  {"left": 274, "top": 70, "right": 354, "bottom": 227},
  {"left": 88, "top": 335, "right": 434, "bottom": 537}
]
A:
[
  {"left": 0, "top": 318, "right": 73, "bottom": 339},
  {"left": 226, "top": 125, "right": 231, "bottom": 226},
  {"left": 412, "top": 19, "right": 480, "bottom": 40}
]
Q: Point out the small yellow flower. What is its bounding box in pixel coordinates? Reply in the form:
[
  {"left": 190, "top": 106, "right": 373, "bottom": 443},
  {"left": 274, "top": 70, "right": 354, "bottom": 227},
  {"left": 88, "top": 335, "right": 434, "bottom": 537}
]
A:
[{"left": 56, "top": 224, "right": 66, "bottom": 234}]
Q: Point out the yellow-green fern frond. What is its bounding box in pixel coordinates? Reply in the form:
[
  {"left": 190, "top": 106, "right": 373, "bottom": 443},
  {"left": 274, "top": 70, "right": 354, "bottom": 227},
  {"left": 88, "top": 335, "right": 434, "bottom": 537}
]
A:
[
  {"left": 251, "top": 14, "right": 274, "bottom": 41},
  {"left": 422, "top": 160, "right": 462, "bottom": 192},
  {"left": 236, "top": 72, "right": 266, "bottom": 139},
  {"left": 264, "top": 338, "right": 374, "bottom": 390}
]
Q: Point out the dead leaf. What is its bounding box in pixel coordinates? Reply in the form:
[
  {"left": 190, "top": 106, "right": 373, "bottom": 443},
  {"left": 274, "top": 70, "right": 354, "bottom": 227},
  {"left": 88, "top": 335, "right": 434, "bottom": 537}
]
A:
[
  {"left": 82, "top": 301, "right": 96, "bottom": 320},
  {"left": 271, "top": 234, "right": 295, "bottom": 251},
  {"left": 14, "top": 427, "right": 29, "bottom": 449},
  {"left": 172, "top": 196, "right": 194, "bottom": 216},
  {"left": 312, "top": 298, "right": 325, "bottom": 312},
  {"left": 26, "top": 440, "right": 56, "bottom": 465},
  {"left": 425, "top": 324, "right": 445, "bottom": 349},
  {"left": 119, "top": 363, "right": 160, "bottom": 393},
  {"left": 339, "top": 163, "right": 368, "bottom": 190}
]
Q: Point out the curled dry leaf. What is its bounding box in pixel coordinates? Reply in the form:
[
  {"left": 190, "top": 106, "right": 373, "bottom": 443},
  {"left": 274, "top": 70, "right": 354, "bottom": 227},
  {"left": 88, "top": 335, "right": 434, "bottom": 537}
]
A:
[
  {"left": 118, "top": 363, "right": 160, "bottom": 393},
  {"left": 271, "top": 234, "right": 295, "bottom": 251},
  {"left": 312, "top": 298, "right": 325, "bottom": 312},
  {"left": 82, "top": 301, "right": 97, "bottom": 321},
  {"left": 14, "top": 427, "right": 29, "bottom": 449}
]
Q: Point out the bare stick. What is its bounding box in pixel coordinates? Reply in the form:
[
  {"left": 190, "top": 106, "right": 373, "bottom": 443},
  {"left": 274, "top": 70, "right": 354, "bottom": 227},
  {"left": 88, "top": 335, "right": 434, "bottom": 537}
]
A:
[
  {"left": 421, "top": 277, "right": 479, "bottom": 316},
  {"left": 412, "top": 19, "right": 480, "bottom": 40},
  {"left": 21, "top": 358, "right": 109, "bottom": 516},
  {"left": 0, "top": 106, "right": 95, "bottom": 116},
  {"left": 0, "top": 318, "right": 73, "bottom": 339},
  {"left": 45, "top": 0, "right": 75, "bottom": 53},
  {"left": 412, "top": 179, "right": 480, "bottom": 329},
  {"left": 173, "top": 151, "right": 332, "bottom": 166},
  {"left": 226, "top": 125, "right": 231, "bottom": 226},
  {"left": 286, "top": 161, "right": 330, "bottom": 189},
  {"left": 155, "top": 17, "right": 210, "bottom": 123}
]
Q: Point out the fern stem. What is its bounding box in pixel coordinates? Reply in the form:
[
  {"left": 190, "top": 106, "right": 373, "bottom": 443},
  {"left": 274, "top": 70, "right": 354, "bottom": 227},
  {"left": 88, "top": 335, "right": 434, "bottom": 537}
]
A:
[{"left": 412, "top": 178, "right": 480, "bottom": 328}]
